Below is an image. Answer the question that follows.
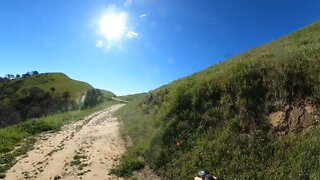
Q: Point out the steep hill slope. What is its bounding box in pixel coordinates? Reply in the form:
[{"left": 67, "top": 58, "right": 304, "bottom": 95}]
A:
[
  {"left": 0, "top": 72, "right": 115, "bottom": 128},
  {"left": 116, "top": 20, "right": 320, "bottom": 179},
  {"left": 100, "top": 89, "right": 117, "bottom": 100},
  {"left": 22, "top": 73, "right": 92, "bottom": 100},
  {"left": 0, "top": 73, "right": 92, "bottom": 103}
]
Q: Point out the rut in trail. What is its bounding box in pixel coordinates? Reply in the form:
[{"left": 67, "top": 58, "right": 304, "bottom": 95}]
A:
[{"left": 6, "top": 104, "right": 126, "bottom": 180}]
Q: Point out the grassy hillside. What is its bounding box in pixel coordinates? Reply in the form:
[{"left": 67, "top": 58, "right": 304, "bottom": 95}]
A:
[
  {"left": 0, "top": 72, "right": 93, "bottom": 106},
  {"left": 0, "top": 73, "right": 119, "bottom": 103},
  {"left": 0, "top": 72, "right": 114, "bottom": 128},
  {"left": 118, "top": 93, "right": 147, "bottom": 102},
  {"left": 115, "top": 20, "right": 320, "bottom": 179},
  {"left": 100, "top": 89, "right": 116, "bottom": 100},
  {"left": 17, "top": 73, "right": 92, "bottom": 101}
]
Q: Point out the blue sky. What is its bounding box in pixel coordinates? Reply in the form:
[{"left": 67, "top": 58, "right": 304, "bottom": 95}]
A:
[{"left": 0, "top": 0, "right": 319, "bottom": 95}]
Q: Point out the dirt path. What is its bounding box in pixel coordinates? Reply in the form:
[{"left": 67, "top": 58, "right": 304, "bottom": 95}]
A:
[{"left": 6, "top": 104, "right": 127, "bottom": 180}]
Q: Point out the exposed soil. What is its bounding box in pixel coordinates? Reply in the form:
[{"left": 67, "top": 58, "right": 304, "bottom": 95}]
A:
[
  {"left": 5, "top": 104, "right": 127, "bottom": 180},
  {"left": 268, "top": 100, "right": 320, "bottom": 133}
]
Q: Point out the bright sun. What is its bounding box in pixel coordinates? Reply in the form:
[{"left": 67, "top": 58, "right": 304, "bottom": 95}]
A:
[{"left": 100, "top": 12, "right": 127, "bottom": 40}]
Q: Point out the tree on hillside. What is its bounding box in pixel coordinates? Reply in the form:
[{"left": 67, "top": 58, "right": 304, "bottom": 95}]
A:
[
  {"left": 32, "top": 71, "right": 39, "bottom": 75},
  {"left": 22, "top": 73, "right": 31, "bottom": 78},
  {"left": 50, "top": 87, "right": 56, "bottom": 95},
  {"left": 0, "top": 85, "right": 76, "bottom": 128},
  {"left": 82, "top": 89, "right": 103, "bottom": 109},
  {"left": 5, "top": 74, "right": 14, "bottom": 79},
  {"left": 0, "top": 105, "right": 21, "bottom": 127},
  {"left": 16, "top": 74, "right": 21, "bottom": 78},
  {"left": 28, "top": 87, "right": 46, "bottom": 99},
  {"left": 62, "top": 91, "right": 70, "bottom": 101},
  {"left": 61, "top": 91, "right": 71, "bottom": 111}
]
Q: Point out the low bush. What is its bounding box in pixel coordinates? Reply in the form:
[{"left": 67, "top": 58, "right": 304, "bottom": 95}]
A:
[{"left": 110, "top": 150, "right": 144, "bottom": 177}]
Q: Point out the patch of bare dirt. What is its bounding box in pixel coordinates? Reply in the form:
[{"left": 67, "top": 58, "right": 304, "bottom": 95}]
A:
[
  {"left": 5, "top": 104, "right": 127, "bottom": 180},
  {"left": 268, "top": 100, "right": 320, "bottom": 133}
]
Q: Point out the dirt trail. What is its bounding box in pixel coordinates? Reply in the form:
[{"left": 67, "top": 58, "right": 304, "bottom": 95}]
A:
[{"left": 6, "top": 104, "right": 127, "bottom": 180}]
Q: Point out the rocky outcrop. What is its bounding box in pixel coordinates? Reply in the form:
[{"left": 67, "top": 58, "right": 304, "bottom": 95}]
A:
[{"left": 268, "top": 100, "right": 320, "bottom": 133}]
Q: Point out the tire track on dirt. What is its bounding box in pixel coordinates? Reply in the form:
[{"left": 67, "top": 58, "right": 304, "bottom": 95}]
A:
[{"left": 5, "top": 104, "right": 126, "bottom": 180}]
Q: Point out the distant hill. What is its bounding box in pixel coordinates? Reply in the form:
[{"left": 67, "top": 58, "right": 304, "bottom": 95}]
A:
[
  {"left": 99, "top": 89, "right": 116, "bottom": 100},
  {"left": 0, "top": 72, "right": 115, "bottom": 128},
  {"left": 1, "top": 73, "right": 92, "bottom": 102},
  {"left": 0, "top": 72, "right": 117, "bottom": 103},
  {"left": 118, "top": 93, "right": 147, "bottom": 102},
  {"left": 116, "top": 20, "right": 320, "bottom": 179}
]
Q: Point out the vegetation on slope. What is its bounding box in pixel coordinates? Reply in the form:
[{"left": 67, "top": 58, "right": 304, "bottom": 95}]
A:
[
  {"left": 115, "top": 20, "right": 320, "bottom": 179},
  {"left": 0, "top": 72, "right": 115, "bottom": 128},
  {"left": 100, "top": 89, "right": 116, "bottom": 100},
  {"left": 1, "top": 72, "right": 92, "bottom": 102},
  {"left": 0, "top": 71, "right": 117, "bottom": 178},
  {"left": 0, "top": 100, "right": 117, "bottom": 178},
  {"left": 118, "top": 93, "right": 147, "bottom": 102}
]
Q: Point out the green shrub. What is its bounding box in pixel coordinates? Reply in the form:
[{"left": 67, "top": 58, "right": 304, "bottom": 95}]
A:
[
  {"left": 117, "top": 20, "right": 320, "bottom": 179},
  {"left": 110, "top": 151, "right": 144, "bottom": 177},
  {"left": 0, "top": 127, "right": 28, "bottom": 153}
]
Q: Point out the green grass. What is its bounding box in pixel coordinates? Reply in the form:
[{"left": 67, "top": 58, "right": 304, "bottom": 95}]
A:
[
  {"left": 16, "top": 73, "right": 93, "bottom": 101},
  {"left": 110, "top": 149, "right": 144, "bottom": 177},
  {"left": 0, "top": 137, "right": 36, "bottom": 178},
  {"left": 118, "top": 93, "right": 147, "bottom": 102},
  {"left": 115, "top": 20, "right": 320, "bottom": 179},
  {"left": 1, "top": 72, "right": 94, "bottom": 105},
  {"left": 0, "top": 100, "right": 118, "bottom": 176},
  {"left": 100, "top": 89, "right": 116, "bottom": 99},
  {"left": 0, "top": 100, "right": 117, "bottom": 154}
]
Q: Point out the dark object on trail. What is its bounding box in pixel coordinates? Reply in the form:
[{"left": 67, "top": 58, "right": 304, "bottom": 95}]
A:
[
  {"left": 205, "top": 174, "right": 216, "bottom": 180},
  {"left": 198, "top": 169, "right": 210, "bottom": 176},
  {"left": 196, "top": 169, "right": 217, "bottom": 180}
]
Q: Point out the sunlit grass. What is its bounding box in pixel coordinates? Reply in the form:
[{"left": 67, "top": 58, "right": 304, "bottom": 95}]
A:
[
  {"left": 114, "top": 20, "right": 320, "bottom": 179},
  {"left": 0, "top": 100, "right": 117, "bottom": 154}
]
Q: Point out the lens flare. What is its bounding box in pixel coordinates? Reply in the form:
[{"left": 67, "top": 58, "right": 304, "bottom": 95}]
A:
[{"left": 100, "top": 12, "right": 127, "bottom": 40}]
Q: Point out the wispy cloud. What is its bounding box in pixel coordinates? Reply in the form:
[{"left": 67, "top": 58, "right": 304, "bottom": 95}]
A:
[
  {"left": 127, "top": 31, "right": 138, "bottom": 38},
  {"left": 124, "top": 0, "right": 133, "bottom": 7},
  {"left": 139, "top": 14, "right": 147, "bottom": 18},
  {"left": 96, "top": 40, "right": 103, "bottom": 48}
]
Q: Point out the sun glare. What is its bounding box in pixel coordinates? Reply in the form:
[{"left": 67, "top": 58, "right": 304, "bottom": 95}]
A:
[{"left": 100, "top": 12, "right": 127, "bottom": 40}]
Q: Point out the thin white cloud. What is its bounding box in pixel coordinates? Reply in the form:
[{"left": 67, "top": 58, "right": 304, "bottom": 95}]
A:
[
  {"left": 127, "top": 31, "right": 138, "bottom": 38},
  {"left": 124, "top": 0, "right": 133, "bottom": 7},
  {"left": 96, "top": 40, "right": 103, "bottom": 48},
  {"left": 139, "top": 14, "right": 147, "bottom": 18}
]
